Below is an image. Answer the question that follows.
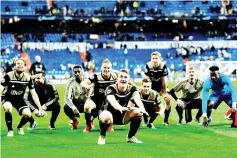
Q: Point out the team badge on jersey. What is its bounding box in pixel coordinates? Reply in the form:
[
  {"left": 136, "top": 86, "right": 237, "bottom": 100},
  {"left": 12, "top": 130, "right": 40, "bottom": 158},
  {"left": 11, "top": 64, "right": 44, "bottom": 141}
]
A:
[
  {"left": 89, "top": 75, "right": 95, "bottom": 80},
  {"left": 106, "top": 88, "right": 112, "bottom": 94},
  {"left": 1, "top": 78, "right": 5, "bottom": 84}
]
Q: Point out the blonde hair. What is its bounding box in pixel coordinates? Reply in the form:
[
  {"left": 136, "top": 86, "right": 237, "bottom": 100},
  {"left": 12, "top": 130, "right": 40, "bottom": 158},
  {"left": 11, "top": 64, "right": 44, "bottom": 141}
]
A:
[
  {"left": 102, "top": 59, "right": 111, "bottom": 65},
  {"left": 15, "top": 58, "right": 25, "bottom": 66},
  {"left": 151, "top": 51, "right": 162, "bottom": 58}
]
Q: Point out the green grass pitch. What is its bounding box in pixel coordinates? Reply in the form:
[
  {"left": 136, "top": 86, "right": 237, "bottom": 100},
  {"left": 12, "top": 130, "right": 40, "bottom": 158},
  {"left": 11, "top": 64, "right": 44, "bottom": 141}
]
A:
[{"left": 1, "top": 82, "right": 237, "bottom": 158}]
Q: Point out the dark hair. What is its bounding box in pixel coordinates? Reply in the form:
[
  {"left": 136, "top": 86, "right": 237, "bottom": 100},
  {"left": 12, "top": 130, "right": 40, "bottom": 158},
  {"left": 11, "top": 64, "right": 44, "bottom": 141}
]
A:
[
  {"left": 142, "top": 77, "right": 152, "bottom": 84},
  {"left": 35, "top": 71, "right": 46, "bottom": 76},
  {"left": 209, "top": 66, "right": 219, "bottom": 72},
  {"left": 73, "top": 65, "right": 82, "bottom": 71}
]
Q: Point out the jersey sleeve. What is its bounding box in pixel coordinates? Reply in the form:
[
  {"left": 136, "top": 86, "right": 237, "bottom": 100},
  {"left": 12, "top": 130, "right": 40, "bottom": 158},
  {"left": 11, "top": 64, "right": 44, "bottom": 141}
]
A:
[
  {"left": 88, "top": 74, "right": 97, "bottom": 83},
  {"left": 144, "top": 64, "right": 151, "bottom": 76},
  {"left": 131, "top": 86, "right": 139, "bottom": 99},
  {"left": 172, "top": 81, "right": 184, "bottom": 92},
  {"left": 42, "top": 64, "right": 46, "bottom": 72},
  {"left": 155, "top": 93, "right": 162, "bottom": 105},
  {"left": 202, "top": 80, "right": 211, "bottom": 114},
  {"left": 1, "top": 74, "right": 10, "bottom": 87},
  {"left": 161, "top": 65, "right": 168, "bottom": 77},
  {"left": 222, "top": 76, "right": 237, "bottom": 102},
  {"left": 28, "top": 77, "right": 35, "bottom": 89},
  {"left": 105, "top": 86, "right": 116, "bottom": 97},
  {"left": 23, "top": 87, "right": 36, "bottom": 111},
  {"left": 64, "top": 79, "right": 75, "bottom": 108},
  {"left": 30, "top": 64, "right": 35, "bottom": 75},
  {"left": 44, "top": 83, "right": 59, "bottom": 107}
]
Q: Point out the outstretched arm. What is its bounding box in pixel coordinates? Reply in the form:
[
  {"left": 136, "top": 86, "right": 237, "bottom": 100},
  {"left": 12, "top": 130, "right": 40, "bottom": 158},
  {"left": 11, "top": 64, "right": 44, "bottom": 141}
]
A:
[{"left": 202, "top": 80, "right": 211, "bottom": 117}]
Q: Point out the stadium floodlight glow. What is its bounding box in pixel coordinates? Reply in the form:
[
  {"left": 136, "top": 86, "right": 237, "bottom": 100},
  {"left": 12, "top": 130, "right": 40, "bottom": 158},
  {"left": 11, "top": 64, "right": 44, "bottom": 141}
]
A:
[
  {"left": 172, "top": 20, "right": 178, "bottom": 23},
  {"left": 13, "top": 16, "right": 20, "bottom": 22},
  {"left": 9, "top": 18, "right": 13, "bottom": 24},
  {"left": 92, "top": 17, "right": 100, "bottom": 23},
  {"left": 84, "top": 19, "right": 89, "bottom": 24}
]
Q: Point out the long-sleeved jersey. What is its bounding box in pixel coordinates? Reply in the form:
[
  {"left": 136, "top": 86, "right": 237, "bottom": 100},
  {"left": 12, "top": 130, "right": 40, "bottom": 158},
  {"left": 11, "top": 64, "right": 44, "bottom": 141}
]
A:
[
  {"left": 64, "top": 77, "right": 90, "bottom": 109},
  {"left": 24, "top": 80, "right": 59, "bottom": 111},
  {"left": 202, "top": 73, "right": 237, "bottom": 113}
]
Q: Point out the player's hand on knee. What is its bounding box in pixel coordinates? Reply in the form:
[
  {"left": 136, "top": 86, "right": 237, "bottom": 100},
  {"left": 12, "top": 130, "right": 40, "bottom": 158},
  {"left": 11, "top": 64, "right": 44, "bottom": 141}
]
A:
[
  {"left": 33, "top": 109, "right": 40, "bottom": 117},
  {"left": 164, "top": 93, "right": 171, "bottom": 102},
  {"left": 72, "top": 107, "right": 79, "bottom": 115},
  {"left": 118, "top": 106, "right": 129, "bottom": 113},
  {"left": 41, "top": 104, "right": 47, "bottom": 111},
  {"left": 39, "top": 109, "right": 47, "bottom": 117},
  {"left": 177, "top": 99, "right": 185, "bottom": 108},
  {"left": 34, "top": 109, "right": 47, "bottom": 117},
  {"left": 140, "top": 109, "right": 149, "bottom": 116}
]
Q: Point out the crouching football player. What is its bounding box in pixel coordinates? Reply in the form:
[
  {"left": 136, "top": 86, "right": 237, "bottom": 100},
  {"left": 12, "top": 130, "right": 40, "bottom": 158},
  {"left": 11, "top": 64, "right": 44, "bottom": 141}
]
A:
[
  {"left": 64, "top": 65, "right": 90, "bottom": 130},
  {"left": 1, "top": 59, "right": 45, "bottom": 136},
  {"left": 97, "top": 69, "right": 148, "bottom": 145},
  {"left": 139, "top": 77, "right": 165, "bottom": 129},
  {"left": 24, "top": 72, "right": 60, "bottom": 130}
]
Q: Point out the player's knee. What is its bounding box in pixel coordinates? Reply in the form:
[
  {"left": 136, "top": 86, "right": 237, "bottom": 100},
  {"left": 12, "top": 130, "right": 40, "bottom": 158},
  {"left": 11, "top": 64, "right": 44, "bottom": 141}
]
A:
[
  {"left": 3, "top": 102, "right": 13, "bottom": 112},
  {"left": 208, "top": 102, "right": 215, "bottom": 108},
  {"left": 22, "top": 108, "right": 32, "bottom": 118},
  {"left": 99, "top": 110, "right": 113, "bottom": 124},
  {"left": 84, "top": 100, "right": 96, "bottom": 113},
  {"left": 165, "top": 99, "right": 171, "bottom": 105},
  {"left": 131, "top": 108, "right": 143, "bottom": 117}
]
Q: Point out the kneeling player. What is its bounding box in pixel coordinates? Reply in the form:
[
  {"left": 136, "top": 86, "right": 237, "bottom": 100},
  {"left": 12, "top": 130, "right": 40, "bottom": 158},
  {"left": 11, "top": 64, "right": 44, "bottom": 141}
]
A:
[
  {"left": 1, "top": 59, "right": 44, "bottom": 136},
  {"left": 64, "top": 65, "right": 90, "bottom": 130},
  {"left": 24, "top": 72, "right": 60, "bottom": 130},
  {"left": 202, "top": 66, "right": 237, "bottom": 127},
  {"left": 97, "top": 69, "right": 148, "bottom": 145},
  {"left": 139, "top": 77, "right": 165, "bottom": 128}
]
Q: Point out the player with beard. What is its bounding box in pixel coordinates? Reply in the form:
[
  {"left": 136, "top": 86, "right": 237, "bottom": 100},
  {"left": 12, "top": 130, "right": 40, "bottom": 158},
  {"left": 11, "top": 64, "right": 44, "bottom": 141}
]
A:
[
  {"left": 139, "top": 77, "right": 165, "bottom": 129},
  {"left": 202, "top": 66, "right": 237, "bottom": 127},
  {"left": 64, "top": 65, "right": 90, "bottom": 130},
  {"left": 97, "top": 69, "right": 148, "bottom": 145},
  {"left": 169, "top": 65, "right": 203, "bottom": 124},
  {"left": 1, "top": 59, "right": 44, "bottom": 136},
  {"left": 24, "top": 72, "right": 60, "bottom": 130},
  {"left": 82, "top": 59, "right": 117, "bottom": 133},
  {"left": 144, "top": 52, "right": 171, "bottom": 126}
]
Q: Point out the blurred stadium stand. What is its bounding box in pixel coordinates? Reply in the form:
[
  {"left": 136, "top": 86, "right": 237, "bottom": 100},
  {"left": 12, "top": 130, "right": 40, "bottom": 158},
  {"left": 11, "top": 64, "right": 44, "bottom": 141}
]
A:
[{"left": 1, "top": 0, "right": 237, "bottom": 80}]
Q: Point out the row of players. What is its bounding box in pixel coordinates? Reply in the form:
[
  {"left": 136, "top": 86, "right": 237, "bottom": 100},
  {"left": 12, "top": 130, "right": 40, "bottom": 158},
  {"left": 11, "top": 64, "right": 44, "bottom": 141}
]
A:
[{"left": 1, "top": 52, "right": 237, "bottom": 144}]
